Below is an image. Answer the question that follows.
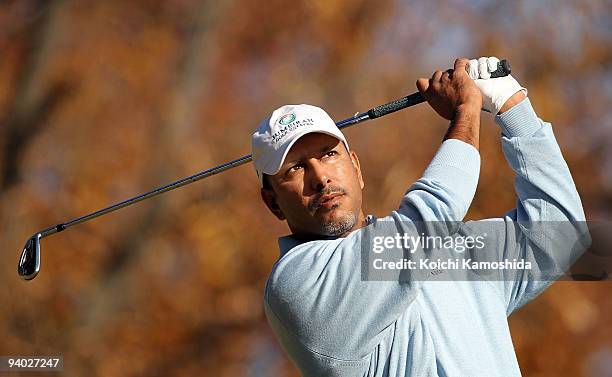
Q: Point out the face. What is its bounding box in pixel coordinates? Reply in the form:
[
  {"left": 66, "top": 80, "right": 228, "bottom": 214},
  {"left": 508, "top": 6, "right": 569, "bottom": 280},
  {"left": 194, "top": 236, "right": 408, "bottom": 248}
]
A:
[{"left": 261, "top": 133, "right": 366, "bottom": 239}]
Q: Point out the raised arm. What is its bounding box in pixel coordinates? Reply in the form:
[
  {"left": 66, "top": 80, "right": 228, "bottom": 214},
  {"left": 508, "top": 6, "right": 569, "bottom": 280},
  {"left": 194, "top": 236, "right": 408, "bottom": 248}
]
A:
[
  {"left": 462, "top": 57, "right": 590, "bottom": 314},
  {"left": 398, "top": 58, "right": 482, "bottom": 223}
]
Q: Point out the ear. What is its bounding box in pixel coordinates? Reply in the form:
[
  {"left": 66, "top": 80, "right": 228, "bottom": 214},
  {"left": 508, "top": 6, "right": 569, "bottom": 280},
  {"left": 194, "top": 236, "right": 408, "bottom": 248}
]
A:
[
  {"left": 260, "top": 188, "right": 286, "bottom": 220},
  {"left": 350, "top": 150, "right": 364, "bottom": 189}
]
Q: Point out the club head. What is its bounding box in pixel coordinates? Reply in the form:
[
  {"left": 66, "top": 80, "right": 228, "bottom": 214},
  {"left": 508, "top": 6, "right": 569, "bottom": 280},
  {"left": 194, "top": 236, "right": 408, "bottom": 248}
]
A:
[{"left": 18, "top": 234, "right": 41, "bottom": 280}]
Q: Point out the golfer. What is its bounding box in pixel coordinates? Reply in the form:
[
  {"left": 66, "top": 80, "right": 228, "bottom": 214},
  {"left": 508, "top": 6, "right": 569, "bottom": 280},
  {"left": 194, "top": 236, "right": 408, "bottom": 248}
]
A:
[{"left": 251, "top": 57, "right": 588, "bottom": 376}]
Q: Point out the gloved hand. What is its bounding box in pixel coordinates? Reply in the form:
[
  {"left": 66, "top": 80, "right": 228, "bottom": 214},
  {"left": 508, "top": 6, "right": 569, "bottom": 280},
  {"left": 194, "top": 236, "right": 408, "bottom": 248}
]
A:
[{"left": 468, "top": 57, "right": 527, "bottom": 115}]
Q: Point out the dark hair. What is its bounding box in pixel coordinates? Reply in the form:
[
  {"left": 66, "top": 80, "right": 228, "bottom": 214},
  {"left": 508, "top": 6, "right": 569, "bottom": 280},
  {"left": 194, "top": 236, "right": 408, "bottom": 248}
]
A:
[{"left": 262, "top": 173, "right": 273, "bottom": 191}]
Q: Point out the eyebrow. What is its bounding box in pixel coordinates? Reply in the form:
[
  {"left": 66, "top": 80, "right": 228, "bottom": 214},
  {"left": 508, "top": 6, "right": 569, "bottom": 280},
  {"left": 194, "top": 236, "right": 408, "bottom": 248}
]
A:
[{"left": 283, "top": 143, "right": 338, "bottom": 167}]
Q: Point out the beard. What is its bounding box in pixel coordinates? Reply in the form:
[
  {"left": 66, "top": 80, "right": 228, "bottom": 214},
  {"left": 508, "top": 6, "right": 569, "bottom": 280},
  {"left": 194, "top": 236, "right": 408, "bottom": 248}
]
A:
[
  {"left": 308, "top": 185, "right": 357, "bottom": 237},
  {"left": 319, "top": 209, "right": 357, "bottom": 236}
]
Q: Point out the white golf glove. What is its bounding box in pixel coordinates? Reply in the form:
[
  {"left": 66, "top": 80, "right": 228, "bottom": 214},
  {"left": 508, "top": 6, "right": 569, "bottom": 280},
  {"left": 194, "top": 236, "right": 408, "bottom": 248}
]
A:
[{"left": 468, "top": 57, "right": 527, "bottom": 114}]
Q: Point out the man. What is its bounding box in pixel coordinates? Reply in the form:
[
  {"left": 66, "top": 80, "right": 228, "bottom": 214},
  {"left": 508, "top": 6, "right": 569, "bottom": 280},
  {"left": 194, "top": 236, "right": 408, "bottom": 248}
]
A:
[{"left": 251, "top": 57, "right": 589, "bottom": 376}]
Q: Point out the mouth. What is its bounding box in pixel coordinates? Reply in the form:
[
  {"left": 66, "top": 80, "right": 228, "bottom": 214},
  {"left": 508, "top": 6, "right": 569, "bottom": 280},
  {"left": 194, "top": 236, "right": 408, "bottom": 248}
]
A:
[{"left": 315, "top": 193, "right": 344, "bottom": 211}]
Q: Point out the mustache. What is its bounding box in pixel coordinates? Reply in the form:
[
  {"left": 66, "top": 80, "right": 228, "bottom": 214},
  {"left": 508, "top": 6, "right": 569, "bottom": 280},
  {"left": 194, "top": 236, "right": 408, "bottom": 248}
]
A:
[{"left": 308, "top": 186, "right": 347, "bottom": 213}]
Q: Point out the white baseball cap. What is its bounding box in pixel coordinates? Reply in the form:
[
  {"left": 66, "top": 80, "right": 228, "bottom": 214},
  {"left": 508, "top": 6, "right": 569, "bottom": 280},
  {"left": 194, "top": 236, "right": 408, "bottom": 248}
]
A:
[{"left": 252, "top": 104, "right": 349, "bottom": 186}]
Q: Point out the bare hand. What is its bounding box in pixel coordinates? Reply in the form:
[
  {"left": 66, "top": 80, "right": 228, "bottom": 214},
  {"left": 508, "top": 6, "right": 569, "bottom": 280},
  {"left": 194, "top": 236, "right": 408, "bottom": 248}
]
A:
[{"left": 416, "top": 58, "right": 483, "bottom": 120}]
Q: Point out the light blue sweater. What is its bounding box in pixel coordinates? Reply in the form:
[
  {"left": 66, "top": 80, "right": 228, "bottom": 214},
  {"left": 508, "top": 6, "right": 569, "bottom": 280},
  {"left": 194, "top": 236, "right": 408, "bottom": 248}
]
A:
[{"left": 263, "top": 98, "right": 589, "bottom": 376}]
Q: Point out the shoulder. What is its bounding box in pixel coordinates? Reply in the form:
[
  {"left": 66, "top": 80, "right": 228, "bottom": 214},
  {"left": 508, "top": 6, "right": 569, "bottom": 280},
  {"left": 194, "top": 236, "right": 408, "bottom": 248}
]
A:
[{"left": 265, "top": 237, "right": 347, "bottom": 298}]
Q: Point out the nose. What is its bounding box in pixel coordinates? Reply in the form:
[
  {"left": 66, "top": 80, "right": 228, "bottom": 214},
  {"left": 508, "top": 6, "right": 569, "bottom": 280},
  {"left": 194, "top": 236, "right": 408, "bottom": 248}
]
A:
[{"left": 309, "top": 161, "right": 331, "bottom": 192}]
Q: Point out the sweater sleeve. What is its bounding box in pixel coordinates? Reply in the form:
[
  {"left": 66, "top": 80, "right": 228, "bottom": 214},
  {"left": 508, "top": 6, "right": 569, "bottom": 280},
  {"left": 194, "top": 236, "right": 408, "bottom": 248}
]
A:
[
  {"left": 398, "top": 138, "right": 480, "bottom": 222},
  {"left": 462, "top": 98, "right": 591, "bottom": 315}
]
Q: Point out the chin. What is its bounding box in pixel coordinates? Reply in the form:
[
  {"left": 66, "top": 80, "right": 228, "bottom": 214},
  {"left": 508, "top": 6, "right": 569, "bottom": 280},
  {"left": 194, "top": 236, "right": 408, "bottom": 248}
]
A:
[{"left": 318, "top": 209, "right": 357, "bottom": 237}]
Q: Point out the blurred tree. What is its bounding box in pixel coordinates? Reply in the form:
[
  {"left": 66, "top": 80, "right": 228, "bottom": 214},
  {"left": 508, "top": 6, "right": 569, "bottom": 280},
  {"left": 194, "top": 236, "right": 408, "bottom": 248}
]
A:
[
  {"left": 0, "top": 0, "right": 72, "bottom": 190},
  {"left": 0, "top": 1, "right": 610, "bottom": 376}
]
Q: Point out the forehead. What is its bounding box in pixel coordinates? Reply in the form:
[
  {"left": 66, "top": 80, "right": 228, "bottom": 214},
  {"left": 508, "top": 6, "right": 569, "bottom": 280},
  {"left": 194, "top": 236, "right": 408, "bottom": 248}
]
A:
[{"left": 284, "top": 133, "right": 342, "bottom": 162}]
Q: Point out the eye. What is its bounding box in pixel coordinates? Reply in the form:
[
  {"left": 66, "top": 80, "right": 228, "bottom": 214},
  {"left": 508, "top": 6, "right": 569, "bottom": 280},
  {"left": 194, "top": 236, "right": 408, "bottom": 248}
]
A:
[
  {"left": 324, "top": 150, "right": 338, "bottom": 158},
  {"left": 287, "top": 163, "right": 304, "bottom": 174}
]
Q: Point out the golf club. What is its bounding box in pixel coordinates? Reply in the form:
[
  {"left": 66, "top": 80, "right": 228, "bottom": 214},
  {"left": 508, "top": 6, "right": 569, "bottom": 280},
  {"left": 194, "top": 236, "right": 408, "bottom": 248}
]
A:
[{"left": 17, "top": 60, "right": 511, "bottom": 280}]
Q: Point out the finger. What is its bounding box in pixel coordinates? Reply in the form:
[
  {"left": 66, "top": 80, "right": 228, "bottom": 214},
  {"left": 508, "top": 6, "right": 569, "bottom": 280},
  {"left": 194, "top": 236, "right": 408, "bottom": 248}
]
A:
[
  {"left": 453, "top": 58, "right": 469, "bottom": 73},
  {"left": 432, "top": 70, "right": 443, "bottom": 82},
  {"left": 468, "top": 59, "right": 479, "bottom": 79},
  {"left": 442, "top": 68, "right": 453, "bottom": 81},
  {"left": 487, "top": 56, "right": 500, "bottom": 73},
  {"left": 478, "top": 57, "right": 491, "bottom": 79},
  {"left": 416, "top": 78, "right": 430, "bottom": 94}
]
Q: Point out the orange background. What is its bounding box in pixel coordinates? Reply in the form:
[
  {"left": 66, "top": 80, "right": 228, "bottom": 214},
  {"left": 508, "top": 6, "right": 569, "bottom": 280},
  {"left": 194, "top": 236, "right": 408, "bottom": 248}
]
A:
[{"left": 1, "top": 1, "right": 610, "bottom": 376}]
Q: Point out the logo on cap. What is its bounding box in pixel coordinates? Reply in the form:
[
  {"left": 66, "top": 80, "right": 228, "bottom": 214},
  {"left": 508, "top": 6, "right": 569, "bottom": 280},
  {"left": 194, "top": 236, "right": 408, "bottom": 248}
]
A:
[{"left": 279, "top": 113, "right": 296, "bottom": 126}]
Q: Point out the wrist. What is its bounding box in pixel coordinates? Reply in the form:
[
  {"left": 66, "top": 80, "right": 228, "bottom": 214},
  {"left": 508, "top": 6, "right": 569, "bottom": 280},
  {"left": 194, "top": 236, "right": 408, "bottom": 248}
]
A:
[
  {"left": 455, "top": 102, "right": 481, "bottom": 127},
  {"left": 445, "top": 104, "right": 481, "bottom": 150},
  {"left": 498, "top": 90, "right": 526, "bottom": 114},
  {"left": 457, "top": 100, "right": 481, "bottom": 114}
]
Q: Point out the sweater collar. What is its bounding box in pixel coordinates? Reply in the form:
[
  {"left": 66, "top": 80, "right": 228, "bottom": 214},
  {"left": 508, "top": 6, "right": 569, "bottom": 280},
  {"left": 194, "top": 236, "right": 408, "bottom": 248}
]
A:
[{"left": 277, "top": 215, "right": 375, "bottom": 256}]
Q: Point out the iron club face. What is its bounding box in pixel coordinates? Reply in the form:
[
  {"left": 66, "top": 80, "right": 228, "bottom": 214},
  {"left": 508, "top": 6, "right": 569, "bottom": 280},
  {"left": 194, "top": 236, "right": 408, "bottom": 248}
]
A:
[{"left": 18, "top": 233, "right": 41, "bottom": 280}]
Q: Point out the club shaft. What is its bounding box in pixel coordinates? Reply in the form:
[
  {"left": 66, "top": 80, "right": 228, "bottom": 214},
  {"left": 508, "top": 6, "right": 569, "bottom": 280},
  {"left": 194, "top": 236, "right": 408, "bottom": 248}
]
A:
[
  {"left": 33, "top": 86, "right": 494, "bottom": 238},
  {"left": 37, "top": 108, "right": 380, "bottom": 236},
  {"left": 21, "top": 60, "right": 514, "bottom": 282},
  {"left": 45, "top": 154, "right": 254, "bottom": 237}
]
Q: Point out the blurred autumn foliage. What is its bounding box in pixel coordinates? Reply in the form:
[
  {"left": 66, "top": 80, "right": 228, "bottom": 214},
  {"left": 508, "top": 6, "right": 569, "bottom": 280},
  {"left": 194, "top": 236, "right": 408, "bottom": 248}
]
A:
[{"left": 1, "top": 1, "right": 611, "bottom": 376}]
